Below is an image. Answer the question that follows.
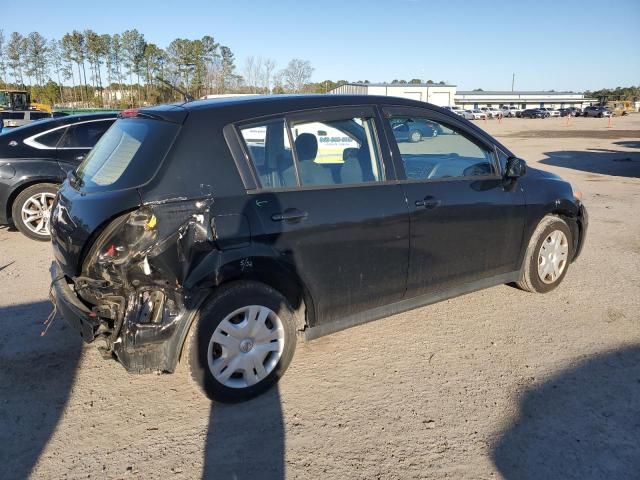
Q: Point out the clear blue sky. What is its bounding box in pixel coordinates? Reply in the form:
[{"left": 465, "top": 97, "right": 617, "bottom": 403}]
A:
[{"left": 7, "top": 0, "right": 640, "bottom": 91}]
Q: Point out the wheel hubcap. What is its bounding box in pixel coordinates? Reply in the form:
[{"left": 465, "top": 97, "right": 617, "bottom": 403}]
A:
[
  {"left": 537, "top": 230, "right": 569, "bottom": 284},
  {"left": 207, "top": 305, "right": 285, "bottom": 389},
  {"left": 21, "top": 192, "right": 56, "bottom": 236}
]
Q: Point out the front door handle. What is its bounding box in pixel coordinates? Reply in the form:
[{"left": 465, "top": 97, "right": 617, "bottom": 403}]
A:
[
  {"left": 75, "top": 154, "right": 86, "bottom": 162},
  {"left": 415, "top": 196, "right": 441, "bottom": 209},
  {"left": 271, "top": 208, "right": 308, "bottom": 223}
]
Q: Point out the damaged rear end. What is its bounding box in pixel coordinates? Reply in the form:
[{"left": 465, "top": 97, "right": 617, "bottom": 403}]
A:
[
  {"left": 50, "top": 105, "right": 216, "bottom": 372},
  {"left": 69, "top": 198, "right": 216, "bottom": 372}
]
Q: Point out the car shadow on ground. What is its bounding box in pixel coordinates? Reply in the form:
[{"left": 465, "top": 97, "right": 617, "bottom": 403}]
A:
[
  {"left": 203, "top": 387, "right": 285, "bottom": 479},
  {"left": 613, "top": 140, "right": 640, "bottom": 149},
  {"left": 0, "top": 300, "right": 83, "bottom": 479},
  {"left": 492, "top": 345, "right": 640, "bottom": 479},
  {"left": 539, "top": 149, "right": 640, "bottom": 178}
]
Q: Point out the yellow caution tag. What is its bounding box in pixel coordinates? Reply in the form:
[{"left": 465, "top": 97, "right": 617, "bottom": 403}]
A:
[{"left": 145, "top": 214, "right": 157, "bottom": 231}]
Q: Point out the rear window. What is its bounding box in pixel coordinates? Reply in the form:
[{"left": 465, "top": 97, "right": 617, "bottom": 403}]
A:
[
  {"left": 0, "top": 112, "right": 26, "bottom": 120},
  {"left": 30, "top": 112, "right": 51, "bottom": 120},
  {"left": 75, "top": 118, "right": 179, "bottom": 192}
]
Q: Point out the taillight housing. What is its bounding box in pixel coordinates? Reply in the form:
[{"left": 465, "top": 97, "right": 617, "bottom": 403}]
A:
[{"left": 82, "top": 199, "right": 214, "bottom": 286}]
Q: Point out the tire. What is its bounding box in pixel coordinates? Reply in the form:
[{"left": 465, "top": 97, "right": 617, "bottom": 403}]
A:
[
  {"left": 11, "top": 183, "right": 58, "bottom": 241},
  {"left": 516, "top": 216, "right": 573, "bottom": 294},
  {"left": 409, "top": 130, "right": 422, "bottom": 143},
  {"left": 184, "top": 281, "right": 298, "bottom": 402}
]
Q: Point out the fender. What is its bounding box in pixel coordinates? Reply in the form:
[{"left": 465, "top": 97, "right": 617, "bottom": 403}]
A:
[{"left": 0, "top": 157, "right": 66, "bottom": 223}]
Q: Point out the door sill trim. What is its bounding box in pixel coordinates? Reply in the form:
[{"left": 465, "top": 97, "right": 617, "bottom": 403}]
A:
[{"left": 304, "top": 271, "right": 519, "bottom": 341}]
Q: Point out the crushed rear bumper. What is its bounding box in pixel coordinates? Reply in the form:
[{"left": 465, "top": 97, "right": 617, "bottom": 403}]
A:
[{"left": 50, "top": 265, "right": 100, "bottom": 342}]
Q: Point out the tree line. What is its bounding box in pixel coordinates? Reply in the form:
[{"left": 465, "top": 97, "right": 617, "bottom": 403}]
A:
[{"left": 0, "top": 29, "right": 320, "bottom": 108}]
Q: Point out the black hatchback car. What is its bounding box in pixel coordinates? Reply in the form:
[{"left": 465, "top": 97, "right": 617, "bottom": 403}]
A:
[
  {"left": 50, "top": 96, "right": 588, "bottom": 402},
  {"left": 0, "top": 113, "right": 117, "bottom": 240}
]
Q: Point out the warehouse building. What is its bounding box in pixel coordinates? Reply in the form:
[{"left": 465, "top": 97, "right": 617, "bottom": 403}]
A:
[
  {"left": 329, "top": 83, "right": 596, "bottom": 109},
  {"left": 454, "top": 90, "right": 597, "bottom": 110},
  {"left": 329, "top": 83, "right": 457, "bottom": 107}
]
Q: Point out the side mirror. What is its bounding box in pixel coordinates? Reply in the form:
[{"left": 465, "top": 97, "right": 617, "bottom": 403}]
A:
[{"left": 505, "top": 156, "right": 527, "bottom": 178}]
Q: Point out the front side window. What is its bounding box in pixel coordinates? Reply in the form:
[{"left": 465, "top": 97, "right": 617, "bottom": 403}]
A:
[
  {"left": 386, "top": 116, "right": 496, "bottom": 180},
  {"left": 59, "top": 120, "right": 114, "bottom": 148}
]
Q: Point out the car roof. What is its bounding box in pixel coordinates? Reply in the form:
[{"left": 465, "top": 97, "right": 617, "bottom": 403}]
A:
[
  {"left": 0, "top": 112, "right": 118, "bottom": 137},
  {"left": 139, "top": 94, "right": 454, "bottom": 122}
]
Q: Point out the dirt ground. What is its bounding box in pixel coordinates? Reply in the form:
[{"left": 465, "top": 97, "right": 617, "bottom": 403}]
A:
[{"left": 1, "top": 115, "right": 639, "bottom": 480}]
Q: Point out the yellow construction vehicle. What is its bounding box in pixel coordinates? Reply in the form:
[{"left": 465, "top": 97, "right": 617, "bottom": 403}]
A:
[
  {"left": 605, "top": 100, "right": 633, "bottom": 116},
  {"left": 0, "top": 89, "right": 52, "bottom": 113}
]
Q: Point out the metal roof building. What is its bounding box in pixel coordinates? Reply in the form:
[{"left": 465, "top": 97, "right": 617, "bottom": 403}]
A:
[
  {"left": 329, "top": 83, "right": 597, "bottom": 109},
  {"left": 454, "top": 90, "right": 598, "bottom": 109},
  {"left": 329, "top": 83, "right": 457, "bottom": 107}
]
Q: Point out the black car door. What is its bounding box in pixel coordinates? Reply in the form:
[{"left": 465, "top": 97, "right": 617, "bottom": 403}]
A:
[
  {"left": 234, "top": 107, "right": 410, "bottom": 325},
  {"left": 56, "top": 119, "right": 115, "bottom": 171},
  {"left": 381, "top": 106, "right": 526, "bottom": 297}
]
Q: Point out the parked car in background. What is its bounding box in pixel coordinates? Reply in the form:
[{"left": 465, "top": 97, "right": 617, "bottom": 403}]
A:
[
  {"left": 0, "top": 112, "right": 117, "bottom": 240},
  {"left": 391, "top": 118, "right": 441, "bottom": 142},
  {"left": 558, "top": 107, "right": 582, "bottom": 117},
  {"left": 583, "top": 106, "right": 613, "bottom": 117},
  {"left": 444, "top": 107, "right": 465, "bottom": 117},
  {"left": 0, "top": 110, "right": 52, "bottom": 129},
  {"left": 521, "top": 108, "right": 548, "bottom": 119},
  {"left": 463, "top": 109, "right": 487, "bottom": 120},
  {"left": 48, "top": 95, "right": 587, "bottom": 402},
  {"left": 480, "top": 107, "right": 503, "bottom": 118},
  {"left": 538, "top": 108, "right": 560, "bottom": 118},
  {"left": 501, "top": 106, "right": 522, "bottom": 117}
]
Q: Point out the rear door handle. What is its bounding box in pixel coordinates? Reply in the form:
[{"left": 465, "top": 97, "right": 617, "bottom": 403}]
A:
[
  {"left": 271, "top": 208, "right": 308, "bottom": 223},
  {"left": 415, "top": 196, "right": 441, "bottom": 209}
]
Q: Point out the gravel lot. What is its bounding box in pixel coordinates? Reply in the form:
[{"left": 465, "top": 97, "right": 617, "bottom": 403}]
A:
[{"left": 1, "top": 115, "right": 639, "bottom": 479}]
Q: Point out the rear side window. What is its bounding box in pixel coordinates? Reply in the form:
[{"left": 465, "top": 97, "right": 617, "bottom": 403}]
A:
[
  {"left": 239, "top": 113, "right": 384, "bottom": 189},
  {"left": 34, "top": 127, "right": 67, "bottom": 147},
  {"left": 75, "top": 118, "right": 179, "bottom": 192},
  {"left": 59, "top": 120, "right": 114, "bottom": 148},
  {"left": 240, "top": 119, "right": 297, "bottom": 189},
  {"left": 289, "top": 116, "right": 383, "bottom": 186},
  {"left": 387, "top": 116, "right": 496, "bottom": 180}
]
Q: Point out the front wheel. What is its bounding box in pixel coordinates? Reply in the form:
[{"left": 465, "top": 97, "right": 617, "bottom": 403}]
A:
[
  {"left": 517, "top": 216, "right": 573, "bottom": 293},
  {"left": 409, "top": 130, "right": 422, "bottom": 143},
  {"left": 184, "top": 281, "right": 298, "bottom": 402},
  {"left": 11, "top": 183, "right": 58, "bottom": 241}
]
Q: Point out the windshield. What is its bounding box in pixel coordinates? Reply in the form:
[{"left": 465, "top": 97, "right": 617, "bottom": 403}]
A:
[
  {"left": 75, "top": 117, "right": 179, "bottom": 192},
  {"left": 0, "top": 92, "right": 9, "bottom": 109}
]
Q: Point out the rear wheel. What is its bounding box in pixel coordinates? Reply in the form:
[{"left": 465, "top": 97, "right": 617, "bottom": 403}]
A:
[
  {"left": 184, "top": 281, "right": 298, "bottom": 402},
  {"left": 11, "top": 183, "right": 58, "bottom": 241},
  {"left": 517, "top": 216, "right": 572, "bottom": 293},
  {"left": 409, "top": 130, "right": 422, "bottom": 142}
]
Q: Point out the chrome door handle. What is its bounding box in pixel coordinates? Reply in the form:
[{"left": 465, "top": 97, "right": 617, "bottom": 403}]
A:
[
  {"left": 415, "top": 196, "right": 441, "bottom": 209},
  {"left": 271, "top": 208, "right": 308, "bottom": 223}
]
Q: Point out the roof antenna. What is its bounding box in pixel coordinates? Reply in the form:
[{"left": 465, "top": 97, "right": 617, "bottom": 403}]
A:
[{"left": 156, "top": 77, "right": 194, "bottom": 103}]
